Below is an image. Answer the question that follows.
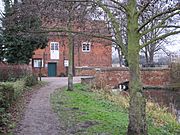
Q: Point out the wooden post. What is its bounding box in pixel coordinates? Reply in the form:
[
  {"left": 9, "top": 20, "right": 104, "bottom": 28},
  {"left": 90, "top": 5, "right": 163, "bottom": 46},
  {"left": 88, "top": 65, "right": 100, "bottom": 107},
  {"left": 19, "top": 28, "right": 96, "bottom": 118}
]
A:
[{"left": 39, "top": 60, "right": 42, "bottom": 81}]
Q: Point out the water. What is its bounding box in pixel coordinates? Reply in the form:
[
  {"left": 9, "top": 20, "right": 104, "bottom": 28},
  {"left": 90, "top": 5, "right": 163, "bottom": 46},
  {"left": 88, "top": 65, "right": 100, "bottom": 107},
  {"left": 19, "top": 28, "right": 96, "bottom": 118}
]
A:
[{"left": 144, "top": 90, "right": 180, "bottom": 123}]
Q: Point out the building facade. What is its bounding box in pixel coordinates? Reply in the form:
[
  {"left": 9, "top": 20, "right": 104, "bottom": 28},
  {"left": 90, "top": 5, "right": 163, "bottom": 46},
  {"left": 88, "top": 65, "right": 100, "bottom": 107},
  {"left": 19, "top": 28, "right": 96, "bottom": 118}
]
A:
[{"left": 32, "top": 35, "right": 112, "bottom": 77}]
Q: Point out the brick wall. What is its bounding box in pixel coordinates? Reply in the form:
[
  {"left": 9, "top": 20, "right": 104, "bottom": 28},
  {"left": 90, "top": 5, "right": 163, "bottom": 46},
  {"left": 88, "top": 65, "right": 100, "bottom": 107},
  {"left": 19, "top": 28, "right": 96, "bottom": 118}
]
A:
[
  {"left": 75, "top": 67, "right": 171, "bottom": 87},
  {"left": 141, "top": 68, "right": 170, "bottom": 86},
  {"left": 32, "top": 36, "right": 112, "bottom": 77},
  {"left": 74, "top": 39, "right": 112, "bottom": 67},
  {"left": 75, "top": 67, "right": 97, "bottom": 76}
]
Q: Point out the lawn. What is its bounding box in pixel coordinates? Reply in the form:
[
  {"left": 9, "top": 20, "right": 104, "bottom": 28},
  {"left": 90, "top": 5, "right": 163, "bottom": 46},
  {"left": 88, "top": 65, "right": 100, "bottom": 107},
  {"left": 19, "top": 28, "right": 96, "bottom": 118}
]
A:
[{"left": 51, "top": 84, "right": 180, "bottom": 135}]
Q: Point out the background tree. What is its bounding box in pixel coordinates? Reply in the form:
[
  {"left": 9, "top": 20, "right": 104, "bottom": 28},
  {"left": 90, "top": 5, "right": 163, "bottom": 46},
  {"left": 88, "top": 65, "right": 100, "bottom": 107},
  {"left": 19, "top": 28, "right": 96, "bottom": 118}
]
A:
[
  {"left": 32, "top": 0, "right": 104, "bottom": 90},
  {"left": 94, "top": 0, "right": 180, "bottom": 134},
  {"left": 140, "top": 1, "right": 178, "bottom": 67},
  {"left": 1, "top": 0, "right": 48, "bottom": 64},
  {"left": 0, "top": 20, "right": 3, "bottom": 62}
]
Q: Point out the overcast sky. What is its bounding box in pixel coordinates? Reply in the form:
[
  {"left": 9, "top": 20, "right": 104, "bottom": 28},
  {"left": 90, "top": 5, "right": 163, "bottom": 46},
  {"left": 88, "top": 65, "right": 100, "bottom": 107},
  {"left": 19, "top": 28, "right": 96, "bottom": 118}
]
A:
[
  {"left": 0, "top": 1, "right": 3, "bottom": 11},
  {"left": 166, "top": 35, "right": 180, "bottom": 52},
  {"left": 0, "top": 1, "right": 179, "bottom": 53}
]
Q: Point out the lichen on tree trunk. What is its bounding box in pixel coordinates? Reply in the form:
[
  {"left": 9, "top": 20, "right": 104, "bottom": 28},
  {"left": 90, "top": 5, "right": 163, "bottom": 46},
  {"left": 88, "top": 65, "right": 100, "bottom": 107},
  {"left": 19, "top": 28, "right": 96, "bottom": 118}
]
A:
[
  {"left": 127, "top": 51, "right": 147, "bottom": 135},
  {"left": 127, "top": 0, "right": 147, "bottom": 134},
  {"left": 127, "top": 33, "right": 147, "bottom": 135}
]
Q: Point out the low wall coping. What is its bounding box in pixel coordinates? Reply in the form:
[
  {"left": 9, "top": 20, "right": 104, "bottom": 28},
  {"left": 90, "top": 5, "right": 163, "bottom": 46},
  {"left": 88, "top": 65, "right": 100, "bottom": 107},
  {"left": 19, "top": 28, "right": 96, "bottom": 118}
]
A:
[
  {"left": 141, "top": 67, "right": 170, "bottom": 71},
  {"left": 75, "top": 67, "right": 96, "bottom": 70},
  {"left": 81, "top": 76, "right": 95, "bottom": 79},
  {"left": 75, "top": 66, "right": 170, "bottom": 71}
]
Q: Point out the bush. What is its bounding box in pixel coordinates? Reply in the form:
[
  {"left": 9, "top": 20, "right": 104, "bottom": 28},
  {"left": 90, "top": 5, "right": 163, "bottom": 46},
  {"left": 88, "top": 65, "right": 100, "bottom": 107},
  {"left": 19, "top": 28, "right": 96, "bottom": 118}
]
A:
[
  {"left": 0, "top": 64, "right": 32, "bottom": 82},
  {"left": 0, "top": 74, "right": 38, "bottom": 130},
  {"left": 13, "top": 80, "right": 26, "bottom": 99},
  {"left": 170, "top": 63, "right": 180, "bottom": 83},
  {"left": 0, "top": 108, "right": 11, "bottom": 128},
  {"left": 0, "top": 83, "right": 14, "bottom": 109},
  {"left": 0, "top": 74, "right": 38, "bottom": 110},
  {"left": 0, "top": 83, "right": 14, "bottom": 128},
  {"left": 24, "top": 74, "right": 38, "bottom": 87}
]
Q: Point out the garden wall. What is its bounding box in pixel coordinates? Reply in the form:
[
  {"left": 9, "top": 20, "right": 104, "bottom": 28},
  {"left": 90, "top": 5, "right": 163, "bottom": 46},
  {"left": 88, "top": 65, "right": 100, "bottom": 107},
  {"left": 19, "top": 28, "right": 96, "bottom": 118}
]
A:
[{"left": 75, "top": 67, "right": 170, "bottom": 88}]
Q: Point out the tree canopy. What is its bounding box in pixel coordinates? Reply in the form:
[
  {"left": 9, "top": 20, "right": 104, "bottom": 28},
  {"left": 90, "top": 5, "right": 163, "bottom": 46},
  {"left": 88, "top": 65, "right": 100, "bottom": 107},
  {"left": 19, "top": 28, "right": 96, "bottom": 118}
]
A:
[{"left": 1, "top": 0, "right": 48, "bottom": 64}]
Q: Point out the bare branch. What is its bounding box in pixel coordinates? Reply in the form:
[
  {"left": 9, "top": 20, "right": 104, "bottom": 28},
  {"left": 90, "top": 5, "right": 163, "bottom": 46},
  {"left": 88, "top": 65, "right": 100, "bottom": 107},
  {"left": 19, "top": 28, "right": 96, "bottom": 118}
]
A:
[
  {"left": 96, "top": 0, "right": 127, "bottom": 56},
  {"left": 137, "top": 1, "right": 150, "bottom": 17},
  {"left": 109, "top": 0, "right": 127, "bottom": 12},
  {"left": 102, "top": 3, "right": 126, "bottom": 14},
  {"left": 140, "top": 30, "right": 180, "bottom": 49},
  {"left": 28, "top": 28, "right": 114, "bottom": 42},
  {"left": 138, "top": 6, "right": 180, "bottom": 32},
  {"left": 140, "top": 11, "right": 180, "bottom": 37}
]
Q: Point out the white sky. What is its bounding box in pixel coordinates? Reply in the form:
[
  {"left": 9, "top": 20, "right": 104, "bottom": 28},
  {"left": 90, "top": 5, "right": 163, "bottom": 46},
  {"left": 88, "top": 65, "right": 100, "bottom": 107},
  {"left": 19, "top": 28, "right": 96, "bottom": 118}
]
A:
[
  {"left": 0, "top": 1, "right": 3, "bottom": 11},
  {"left": 0, "top": 1, "right": 179, "bottom": 53},
  {"left": 166, "top": 35, "right": 180, "bottom": 52}
]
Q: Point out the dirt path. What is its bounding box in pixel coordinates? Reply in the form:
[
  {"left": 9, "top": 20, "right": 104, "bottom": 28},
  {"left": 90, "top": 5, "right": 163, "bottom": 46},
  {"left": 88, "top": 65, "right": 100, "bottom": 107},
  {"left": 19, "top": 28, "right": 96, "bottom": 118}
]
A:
[{"left": 14, "top": 77, "right": 81, "bottom": 135}]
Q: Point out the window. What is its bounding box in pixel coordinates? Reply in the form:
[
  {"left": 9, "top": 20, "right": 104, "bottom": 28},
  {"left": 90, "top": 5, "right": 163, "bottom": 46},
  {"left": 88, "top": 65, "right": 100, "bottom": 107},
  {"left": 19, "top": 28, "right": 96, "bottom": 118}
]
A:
[
  {"left": 82, "top": 42, "right": 91, "bottom": 52},
  {"left": 50, "top": 42, "right": 59, "bottom": 59},
  {"left": 33, "top": 59, "right": 43, "bottom": 68},
  {"left": 50, "top": 42, "right": 59, "bottom": 50}
]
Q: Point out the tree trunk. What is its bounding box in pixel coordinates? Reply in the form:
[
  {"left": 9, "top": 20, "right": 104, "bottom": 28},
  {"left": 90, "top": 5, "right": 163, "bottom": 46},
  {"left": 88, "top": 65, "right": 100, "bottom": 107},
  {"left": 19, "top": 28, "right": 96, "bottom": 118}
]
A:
[
  {"left": 4, "top": 0, "right": 11, "bottom": 14},
  {"left": 117, "top": 47, "right": 123, "bottom": 67},
  {"left": 67, "top": 22, "right": 73, "bottom": 91},
  {"left": 144, "top": 47, "right": 149, "bottom": 66},
  {"left": 127, "top": 0, "right": 147, "bottom": 134},
  {"left": 127, "top": 51, "right": 147, "bottom": 135},
  {"left": 149, "top": 51, "right": 154, "bottom": 67}
]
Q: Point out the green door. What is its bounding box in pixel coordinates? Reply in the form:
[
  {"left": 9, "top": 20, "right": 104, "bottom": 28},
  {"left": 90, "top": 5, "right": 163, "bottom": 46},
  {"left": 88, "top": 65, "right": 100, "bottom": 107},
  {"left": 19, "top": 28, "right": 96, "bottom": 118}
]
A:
[{"left": 48, "top": 63, "right": 57, "bottom": 77}]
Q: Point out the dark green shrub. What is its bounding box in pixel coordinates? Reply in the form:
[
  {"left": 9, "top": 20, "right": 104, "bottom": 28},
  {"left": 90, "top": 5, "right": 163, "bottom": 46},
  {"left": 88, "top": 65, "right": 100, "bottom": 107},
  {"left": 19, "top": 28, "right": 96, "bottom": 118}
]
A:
[
  {"left": 0, "top": 83, "right": 14, "bottom": 129},
  {"left": 13, "top": 80, "right": 26, "bottom": 99},
  {"left": 0, "top": 83, "right": 14, "bottom": 109},
  {"left": 0, "top": 107, "right": 10, "bottom": 128},
  {"left": 0, "top": 74, "right": 38, "bottom": 132},
  {"left": 24, "top": 74, "right": 38, "bottom": 87},
  {"left": 0, "top": 107, "right": 6, "bottom": 128}
]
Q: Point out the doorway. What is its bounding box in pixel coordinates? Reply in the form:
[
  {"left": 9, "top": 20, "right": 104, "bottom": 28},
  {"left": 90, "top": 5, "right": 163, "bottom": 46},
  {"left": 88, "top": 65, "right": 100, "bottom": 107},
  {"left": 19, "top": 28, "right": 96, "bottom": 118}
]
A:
[{"left": 48, "top": 63, "right": 57, "bottom": 77}]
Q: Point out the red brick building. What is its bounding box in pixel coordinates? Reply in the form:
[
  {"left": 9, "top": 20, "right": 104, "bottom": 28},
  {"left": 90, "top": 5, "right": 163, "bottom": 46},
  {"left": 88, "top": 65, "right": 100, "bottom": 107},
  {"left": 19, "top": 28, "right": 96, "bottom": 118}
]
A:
[{"left": 32, "top": 23, "right": 112, "bottom": 76}]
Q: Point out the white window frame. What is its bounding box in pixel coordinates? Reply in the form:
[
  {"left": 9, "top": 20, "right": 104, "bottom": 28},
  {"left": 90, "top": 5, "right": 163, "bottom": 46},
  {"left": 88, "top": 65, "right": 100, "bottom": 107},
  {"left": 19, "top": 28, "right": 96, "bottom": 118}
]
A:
[
  {"left": 33, "top": 59, "right": 43, "bottom": 68},
  {"left": 82, "top": 42, "right": 91, "bottom": 52},
  {"left": 50, "top": 42, "right": 59, "bottom": 51},
  {"left": 50, "top": 42, "right": 59, "bottom": 60}
]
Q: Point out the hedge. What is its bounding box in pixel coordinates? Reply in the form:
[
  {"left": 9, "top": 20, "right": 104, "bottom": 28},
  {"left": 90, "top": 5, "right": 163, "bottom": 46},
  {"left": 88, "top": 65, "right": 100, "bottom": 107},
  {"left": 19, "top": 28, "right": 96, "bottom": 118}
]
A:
[
  {"left": 0, "top": 64, "right": 32, "bottom": 82},
  {"left": 0, "top": 74, "right": 38, "bottom": 130}
]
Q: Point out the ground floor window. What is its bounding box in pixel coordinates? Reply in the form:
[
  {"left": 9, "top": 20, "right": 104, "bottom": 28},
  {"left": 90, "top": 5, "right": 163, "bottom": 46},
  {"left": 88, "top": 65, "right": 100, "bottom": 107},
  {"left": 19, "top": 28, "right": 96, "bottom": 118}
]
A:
[{"left": 33, "top": 59, "right": 43, "bottom": 68}]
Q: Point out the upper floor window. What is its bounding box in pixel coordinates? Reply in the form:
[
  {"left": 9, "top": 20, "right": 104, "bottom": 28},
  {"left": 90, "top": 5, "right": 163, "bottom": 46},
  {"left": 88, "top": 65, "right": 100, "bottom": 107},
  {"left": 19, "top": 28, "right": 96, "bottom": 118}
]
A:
[
  {"left": 50, "top": 42, "right": 59, "bottom": 51},
  {"left": 82, "top": 42, "right": 91, "bottom": 52}
]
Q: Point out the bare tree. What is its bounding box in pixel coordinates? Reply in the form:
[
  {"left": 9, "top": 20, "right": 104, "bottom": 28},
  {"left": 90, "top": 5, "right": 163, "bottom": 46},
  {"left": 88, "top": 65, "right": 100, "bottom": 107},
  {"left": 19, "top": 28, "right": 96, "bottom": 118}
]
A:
[
  {"left": 93, "top": 0, "right": 180, "bottom": 134},
  {"left": 140, "top": 1, "right": 178, "bottom": 66}
]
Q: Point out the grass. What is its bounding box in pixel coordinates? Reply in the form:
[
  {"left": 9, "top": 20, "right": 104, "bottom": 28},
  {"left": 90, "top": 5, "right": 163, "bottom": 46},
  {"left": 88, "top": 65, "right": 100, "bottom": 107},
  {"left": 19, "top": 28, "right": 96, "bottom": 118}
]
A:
[
  {"left": 51, "top": 84, "right": 128, "bottom": 134},
  {"left": 51, "top": 84, "right": 180, "bottom": 135}
]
